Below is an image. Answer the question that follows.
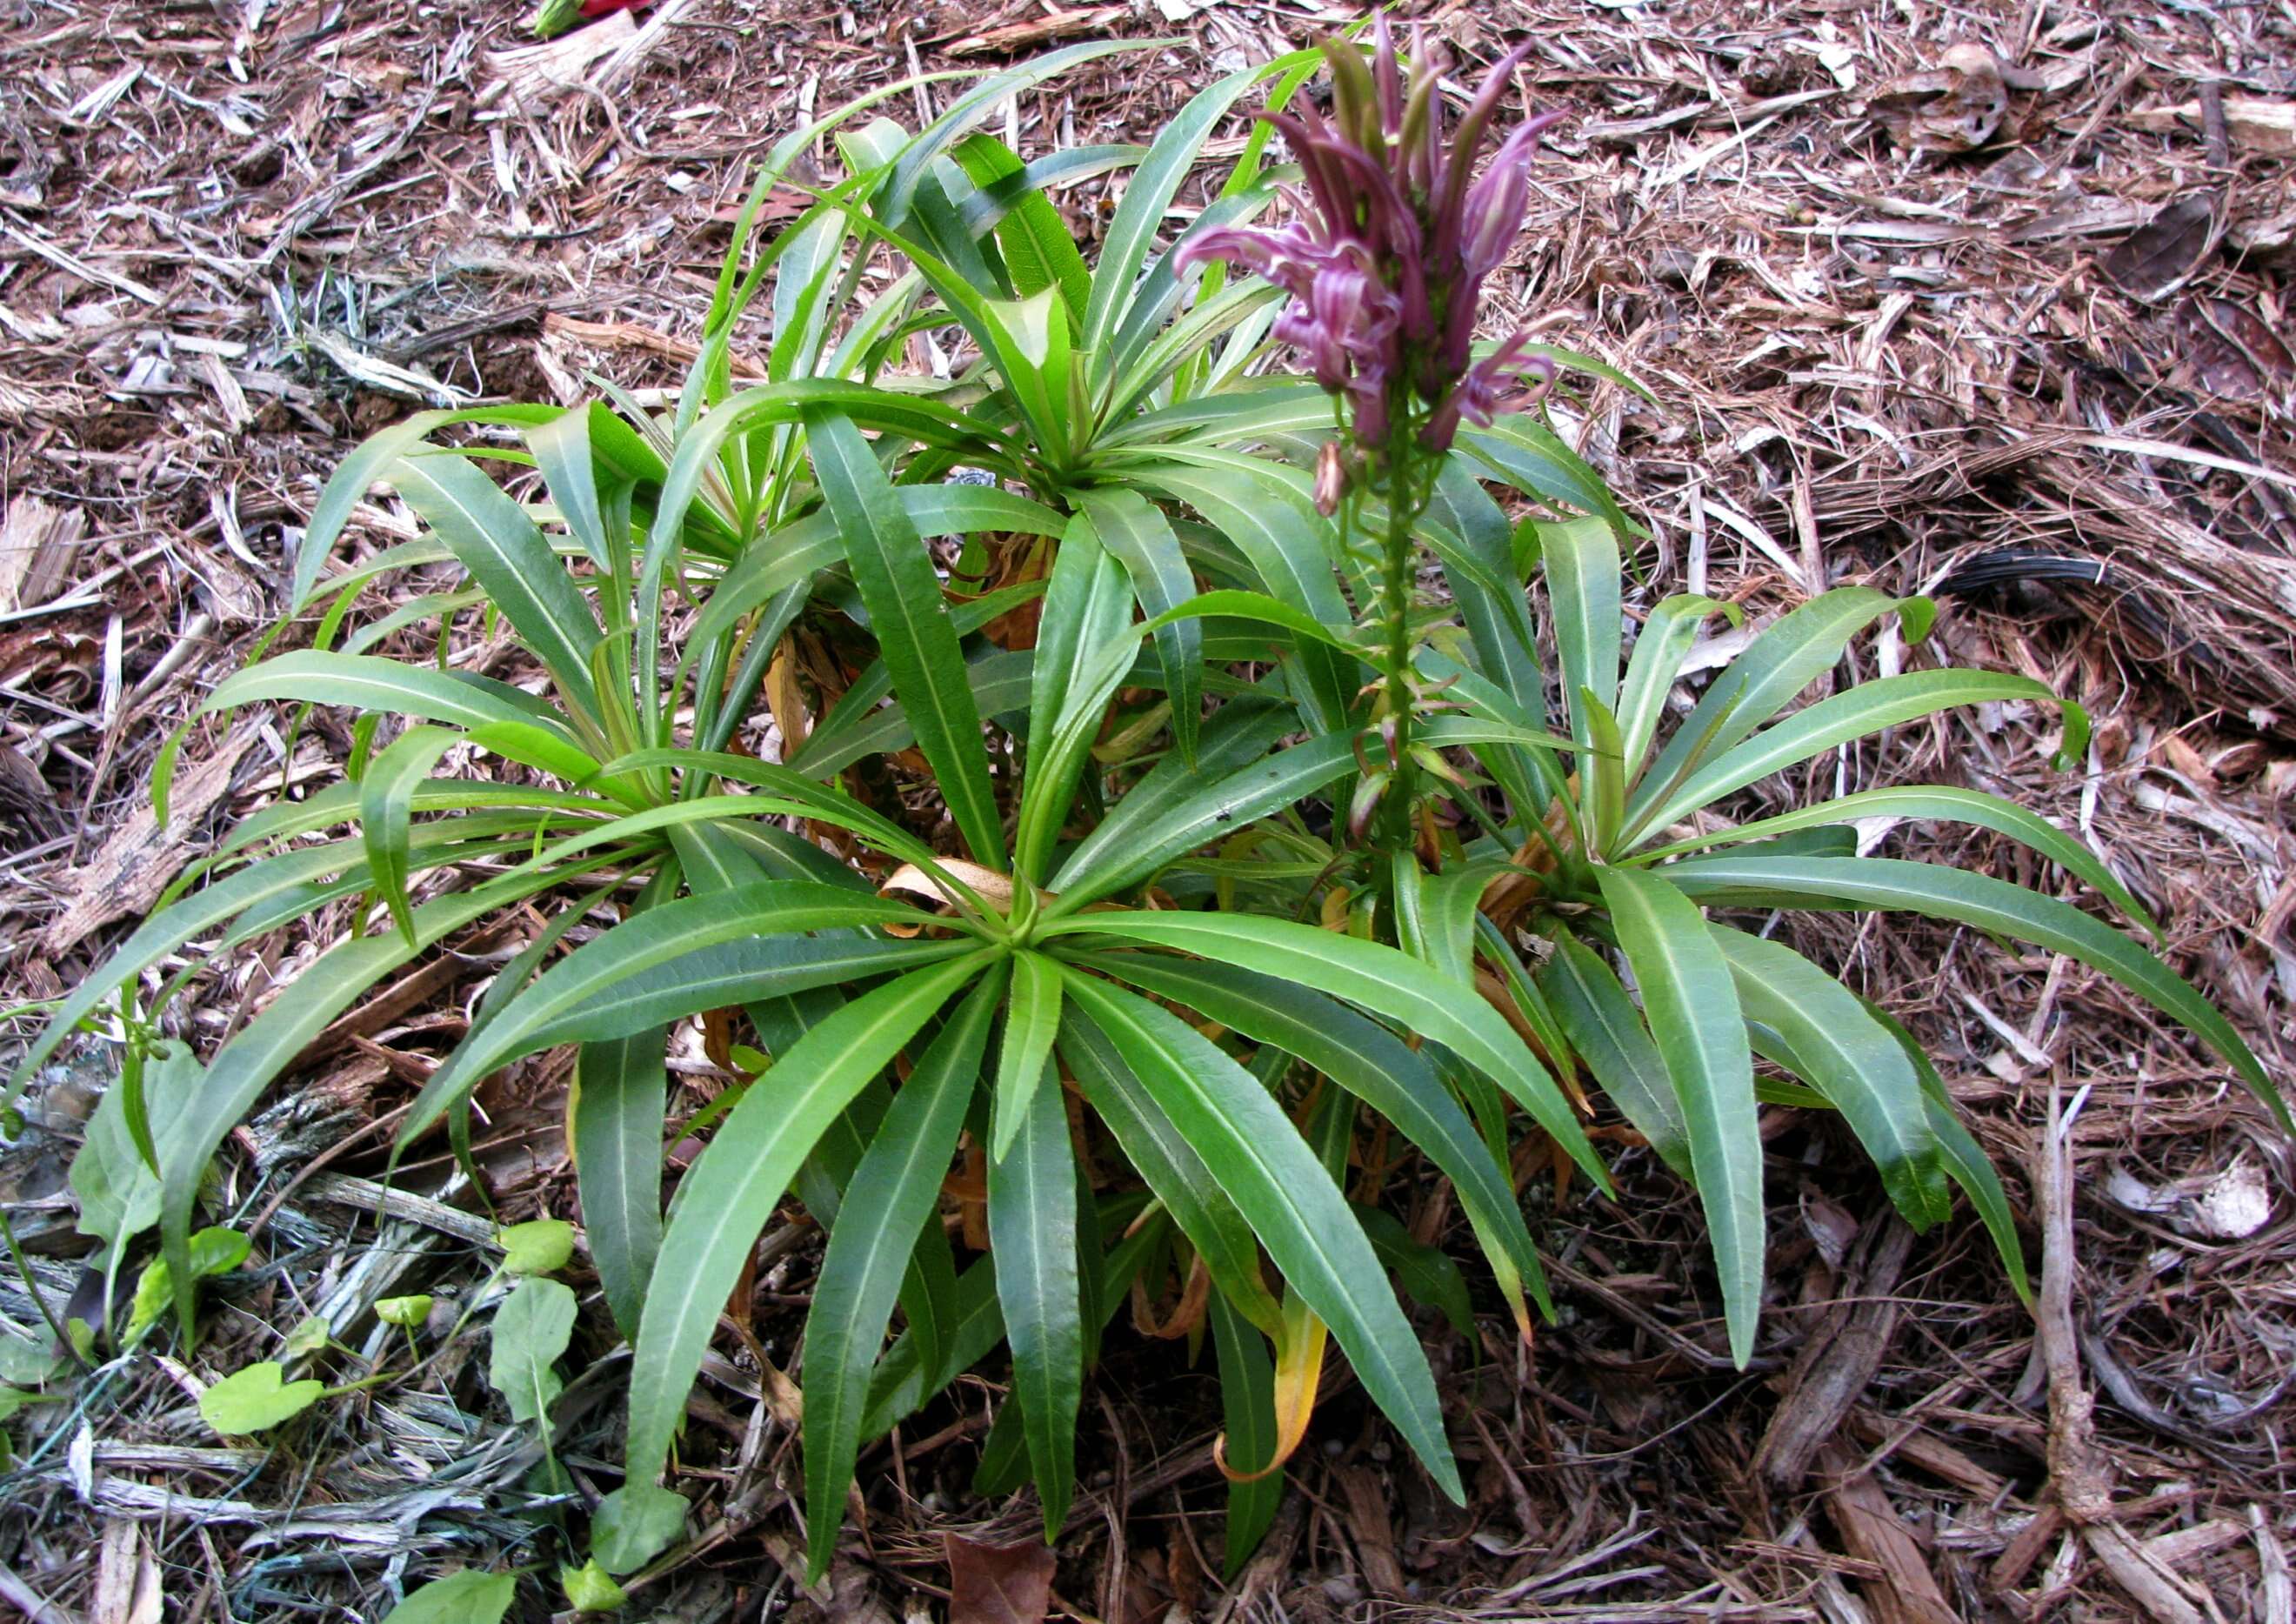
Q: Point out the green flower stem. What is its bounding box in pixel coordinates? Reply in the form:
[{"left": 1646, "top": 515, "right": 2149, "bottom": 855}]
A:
[{"left": 1372, "top": 404, "right": 1434, "bottom": 859}]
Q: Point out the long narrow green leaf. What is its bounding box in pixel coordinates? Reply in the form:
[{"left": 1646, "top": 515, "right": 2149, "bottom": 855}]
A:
[
  {"left": 1046, "top": 912, "right": 1608, "bottom": 1193},
  {"left": 1412, "top": 859, "right": 1507, "bottom": 990},
  {"left": 1538, "top": 932, "right": 1692, "bottom": 1180},
  {"left": 217, "top": 777, "right": 604, "bottom": 856},
  {"left": 1861, "top": 999, "right": 2032, "bottom": 1305},
  {"left": 1056, "top": 1007, "right": 1280, "bottom": 1335},
  {"left": 404, "top": 883, "right": 945, "bottom": 1145},
  {"left": 1578, "top": 692, "right": 1627, "bottom": 855},
  {"left": 464, "top": 720, "right": 618, "bottom": 799},
  {"left": 767, "top": 203, "right": 859, "bottom": 396},
  {"left": 1421, "top": 465, "right": 1557, "bottom": 819},
  {"left": 1633, "top": 785, "right": 2157, "bottom": 936},
  {"left": 204, "top": 652, "right": 580, "bottom": 742},
  {"left": 1594, "top": 866, "right": 1763, "bottom": 1367},
  {"left": 1012, "top": 517, "right": 1131, "bottom": 881},
  {"left": 1101, "top": 382, "right": 1329, "bottom": 449},
  {"left": 640, "top": 382, "right": 1015, "bottom": 725},
  {"left": 989, "top": 1040, "right": 1082, "bottom": 1539},
  {"left": 1134, "top": 588, "right": 1358, "bottom": 655},
  {"left": 612, "top": 952, "right": 992, "bottom": 1561},
  {"left": 575, "top": 1029, "right": 669, "bottom": 1340},
  {"left": 6, "top": 810, "right": 611, "bottom": 1104},
  {"left": 1040, "top": 696, "right": 1291, "bottom": 899},
  {"left": 390, "top": 451, "right": 604, "bottom": 718},
  {"left": 1104, "top": 271, "right": 1285, "bottom": 420},
  {"left": 1132, "top": 464, "right": 1354, "bottom": 732},
  {"left": 801, "top": 970, "right": 998, "bottom": 1581},
  {"left": 785, "top": 647, "right": 1033, "bottom": 782},
  {"left": 1081, "top": 57, "right": 1271, "bottom": 364},
  {"left": 879, "top": 40, "right": 1153, "bottom": 226},
  {"left": 789, "top": 585, "right": 1045, "bottom": 765},
  {"left": 359, "top": 725, "right": 460, "bottom": 946},
  {"left": 1626, "top": 670, "right": 2080, "bottom": 845},
  {"left": 605, "top": 747, "right": 958, "bottom": 886},
  {"left": 1061, "top": 972, "right": 1463, "bottom": 1501},
  {"left": 1078, "top": 488, "right": 1202, "bottom": 765},
  {"left": 524, "top": 408, "right": 613, "bottom": 570},
  {"left": 804, "top": 410, "right": 1007, "bottom": 866},
  {"left": 533, "top": 938, "right": 969, "bottom": 1073},
  {"left": 954, "top": 142, "right": 1145, "bottom": 238},
  {"left": 1073, "top": 950, "right": 1546, "bottom": 1316},
  {"left": 949, "top": 133, "right": 1092, "bottom": 324},
  {"left": 1710, "top": 925, "right": 1947, "bottom": 1228},
  {"left": 1046, "top": 731, "right": 1356, "bottom": 909},
  {"left": 1664, "top": 854, "right": 2284, "bottom": 1130},
  {"left": 158, "top": 861, "right": 602, "bottom": 1337},
  {"left": 290, "top": 405, "right": 560, "bottom": 609},
  {"left": 864, "top": 1251, "right": 1005, "bottom": 1440},
  {"left": 1209, "top": 1289, "right": 1281, "bottom": 1575},
  {"left": 680, "top": 478, "right": 1063, "bottom": 684},
  {"left": 992, "top": 952, "right": 1064, "bottom": 1162},
  {"left": 1472, "top": 918, "right": 1578, "bottom": 1090},
  {"left": 1540, "top": 516, "right": 1621, "bottom": 739},
  {"left": 1459, "top": 417, "right": 1633, "bottom": 536},
  {"left": 1625, "top": 587, "right": 1915, "bottom": 832},
  {"left": 1615, "top": 593, "right": 1736, "bottom": 776}
]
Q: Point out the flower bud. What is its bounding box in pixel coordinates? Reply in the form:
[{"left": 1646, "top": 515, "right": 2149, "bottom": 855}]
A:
[
  {"left": 1346, "top": 769, "right": 1391, "bottom": 845},
  {"left": 1314, "top": 440, "right": 1348, "bottom": 517}
]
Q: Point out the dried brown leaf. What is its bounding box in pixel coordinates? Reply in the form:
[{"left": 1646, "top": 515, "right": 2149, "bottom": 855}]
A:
[
  {"left": 945, "top": 1534, "right": 1057, "bottom": 1624},
  {"left": 40, "top": 727, "right": 262, "bottom": 956},
  {"left": 2103, "top": 192, "right": 2223, "bottom": 301},
  {"left": 1869, "top": 43, "right": 2008, "bottom": 152}
]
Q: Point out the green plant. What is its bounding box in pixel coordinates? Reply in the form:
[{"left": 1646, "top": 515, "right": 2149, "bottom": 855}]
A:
[
  {"left": 379, "top": 1568, "right": 517, "bottom": 1624},
  {"left": 7, "top": 25, "right": 2279, "bottom": 1607}
]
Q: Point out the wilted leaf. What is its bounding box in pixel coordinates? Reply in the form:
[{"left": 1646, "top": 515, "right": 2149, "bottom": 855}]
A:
[
  {"left": 379, "top": 1570, "right": 517, "bottom": 1624},
  {"left": 489, "top": 1277, "right": 577, "bottom": 1425},
  {"left": 198, "top": 1362, "right": 325, "bottom": 1434},
  {"left": 283, "top": 1317, "right": 332, "bottom": 1359},
  {"left": 2129, "top": 95, "right": 2296, "bottom": 156},
  {"left": 92, "top": 1519, "right": 161, "bottom": 1624},
  {"left": 946, "top": 1534, "right": 1057, "bottom": 1624},
  {"left": 497, "top": 1218, "right": 576, "bottom": 1275},
  {"left": 2178, "top": 297, "right": 2295, "bottom": 400},
  {"left": 2104, "top": 191, "right": 2223, "bottom": 302},
  {"left": 1869, "top": 43, "right": 2007, "bottom": 152}
]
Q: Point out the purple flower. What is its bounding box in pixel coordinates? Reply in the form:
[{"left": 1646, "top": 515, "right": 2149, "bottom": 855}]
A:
[{"left": 1175, "top": 20, "right": 1563, "bottom": 458}]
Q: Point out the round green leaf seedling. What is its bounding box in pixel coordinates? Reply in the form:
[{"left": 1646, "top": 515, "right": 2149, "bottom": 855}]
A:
[
  {"left": 591, "top": 1482, "right": 688, "bottom": 1574},
  {"left": 497, "top": 1218, "right": 575, "bottom": 1275},
  {"left": 379, "top": 1569, "right": 517, "bottom": 1624},
  {"left": 561, "top": 1559, "right": 628, "bottom": 1612},
  {"left": 377, "top": 1294, "right": 433, "bottom": 1329},
  {"left": 198, "top": 1361, "right": 325, "bottom": 1434}
]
